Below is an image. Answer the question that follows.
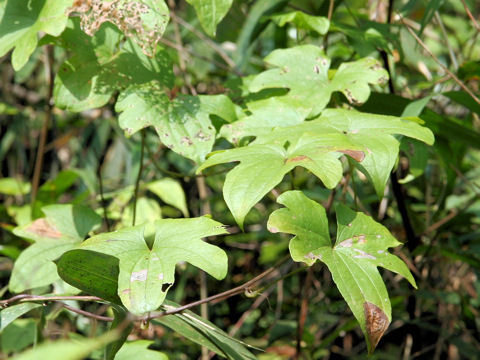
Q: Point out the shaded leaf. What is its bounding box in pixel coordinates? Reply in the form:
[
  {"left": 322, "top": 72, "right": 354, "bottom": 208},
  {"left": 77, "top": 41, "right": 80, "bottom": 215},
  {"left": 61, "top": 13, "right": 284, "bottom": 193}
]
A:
[
  {"left": 0, "top": 0, "right": 73, "bottom": 70},
  {"left": 267, "top": 191, "right": 416, "bottom": 353},
  {"left": 0, "top": 178, "right": 30, "bottom": 195},
  {"left": 11, "top": 331, "right": 119, "bottom": 360},
  {"left": 146, "top": 178, "right": 189, "bottom": 217},
  {"left": 155, "top": 300, "right": 258, "bottom": 359},
  {"left": 270, "top": 11, "right": 329, "bottom": 35},
  {"left": 115, "top": 340, "right": 168, "bottom": 360},
  {"left": 186, "top": 0, "right": 233, "bottom": 36},
  {"left": 106, "top": 305, "right": 134, "bottom": 360},
  {"left": 0, "top": 303, "right": 42, "bottom": 332},
  {"left": 56, "top": 250, "right": 122, "bottom": 304}
]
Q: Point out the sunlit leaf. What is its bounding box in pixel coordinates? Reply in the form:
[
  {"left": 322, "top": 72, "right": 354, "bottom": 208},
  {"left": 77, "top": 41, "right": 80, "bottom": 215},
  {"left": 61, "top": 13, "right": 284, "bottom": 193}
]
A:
[
  {"left": 73, "top": 217, "right": 228, "bottom": 314},
  {"left": 267, "top": 191, "right": 416, "bottom": 353}
]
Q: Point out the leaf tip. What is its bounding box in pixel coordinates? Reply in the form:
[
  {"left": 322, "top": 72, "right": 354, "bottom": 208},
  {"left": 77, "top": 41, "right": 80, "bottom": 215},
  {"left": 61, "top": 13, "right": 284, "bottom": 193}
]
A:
[{"left": 363, "top": 301, "right": 390, "bottom": 354}]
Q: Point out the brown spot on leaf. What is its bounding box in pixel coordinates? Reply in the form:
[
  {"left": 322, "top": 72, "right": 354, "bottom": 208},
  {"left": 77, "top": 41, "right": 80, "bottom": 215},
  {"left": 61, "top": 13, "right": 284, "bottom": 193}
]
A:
[
  {"left": 27, "top": 219, "right": 62, "bottom": 239},
  {"left": 285, "top": 155, "right": 309, "bottom": 163},
  {"left": 364, "top": 302, "right": 389, "bottom": 352},
  {"left": 339, "top": 150, "right": 365, "bottom": 162}
]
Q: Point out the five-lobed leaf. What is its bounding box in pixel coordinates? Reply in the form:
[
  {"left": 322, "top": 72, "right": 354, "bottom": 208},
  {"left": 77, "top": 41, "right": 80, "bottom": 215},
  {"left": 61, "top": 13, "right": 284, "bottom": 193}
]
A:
[
  {"left": 201, "top": 108, "right": 434, "bottom": 227},
  {"left": 267, "top": 191, "right": 416, "bottom": 353},
  {"left": 248, "top": 45, "right": 389, "bottom": 117},
  {"left": 76, "top": 217, "right": 228, "bottom": 315}
]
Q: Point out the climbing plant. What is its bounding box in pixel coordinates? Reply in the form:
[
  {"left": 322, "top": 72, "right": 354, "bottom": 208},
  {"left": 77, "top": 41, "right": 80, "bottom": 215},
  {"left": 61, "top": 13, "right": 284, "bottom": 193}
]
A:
[{"left": 1, "top": 0, "right": 480, "bottom": 359}]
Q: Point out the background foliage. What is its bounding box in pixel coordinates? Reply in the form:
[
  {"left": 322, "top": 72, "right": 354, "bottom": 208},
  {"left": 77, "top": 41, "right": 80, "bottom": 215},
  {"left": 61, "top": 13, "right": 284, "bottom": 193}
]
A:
[{"left": 1, "top": 0, "right": 480, "bottom": 359}]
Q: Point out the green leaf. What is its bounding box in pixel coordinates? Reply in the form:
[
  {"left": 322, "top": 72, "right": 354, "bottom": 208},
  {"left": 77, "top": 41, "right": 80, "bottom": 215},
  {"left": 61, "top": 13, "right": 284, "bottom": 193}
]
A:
[
  {"left": 186, "top": 0, "right": 233, "bottom": 36},
  {"left": 56, "top": 250, "right": 122, "bottom": 304},
  {"left": 11, "top": 331, "right": 119, "bottom": 360},
  {"left": 106, "top": 306, "right": 134, "bottom": 360},
  {"left": 119, "top": 94, "right": 224, "bottom": 164},
  {"left": 199, "top": 109, "right": 434, "bottom": 226},
  {"left": 155, "top": 300, "right": 257, "bottom": 359},
  {"left": 10, "top": 204, "right": 101, "bottom": 292},
  {"left": 54, "top": 20, "right": 174, "bottom": 113},
  {"left": 75, "top": 217, "right": 228, "bottom": 314},
  {"left": 267, "top": 191, "right": 416, "bottom": 353},
  {"left": 331, "top": 21, "right": 399, "bottom": 56},
  {"left": 115, "top": 340, "right": 168, "bottom": 360},
  {"left": 220, "top": 97, "right": 305, "bottom": 144},
  {"left": 0, "top": 303, "right": 42, "bottom": 332},
  {"left": 0, "top": 178, "right": 30, "bottom": 195},
  {"left": 0, "top": 0, "right": 73, "bottom": 70},
  {"left": 146, "top": 178, "right": 189, "bottom": 217},
  {"left": 248, "top": 45, "right": 389, "bottom": 117},
  {"left": 270, "top": 11, "right": 329, "bottom": 35}
]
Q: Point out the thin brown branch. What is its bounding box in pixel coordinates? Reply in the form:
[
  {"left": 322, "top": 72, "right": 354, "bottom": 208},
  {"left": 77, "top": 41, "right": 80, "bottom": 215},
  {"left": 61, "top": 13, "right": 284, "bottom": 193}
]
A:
[
  {"left": 0, "top": 294, "right": 103, "bottom": 307},
  {"left": 460, "top": 0, "right": 480, "bottom": 32},
  {"left": 147, "top": 255, "right": 292, "bottom": 320},
  {"left": 159, "top": 37, "right": 231, "bottom": 72},
  {"left": 132, "top": 130, "right": 146, "bottom": 226},
  {"left": 62, "top": 303, "right": 113, "bottom": 322},
  {"left": 172, "top": 14, "right": 242, "bottom": 76},
  {"left": 423, "top": 196, "right": 478, "bottom": 234},
  {"left": 398, "top": 13, "right": 480, "bottom": 105},
  {"left": 31, "top": 45, "right": 55, "bottom": 207},
  {"left": 295, "top": 267, "right": 314, "bottom": 360}
]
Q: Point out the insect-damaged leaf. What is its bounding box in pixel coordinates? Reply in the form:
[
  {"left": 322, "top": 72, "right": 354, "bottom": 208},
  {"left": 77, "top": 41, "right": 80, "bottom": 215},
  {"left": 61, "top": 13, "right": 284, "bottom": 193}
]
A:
[
  {"left": 267, "top": 191, "right": 416, "bottom": 353},
  {"left": 248, "top": 45, "right": 389, "bottom": 117},
  {"left": 73, "top": 217, "right": 228, "bottom": 315},
  {"left": 200, "top": 108, "right": 434, "bottom": 227}
]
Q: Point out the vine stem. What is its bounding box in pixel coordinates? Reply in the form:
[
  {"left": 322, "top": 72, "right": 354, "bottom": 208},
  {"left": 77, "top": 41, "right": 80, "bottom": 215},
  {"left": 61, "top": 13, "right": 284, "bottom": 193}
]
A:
[
  {"left": 147, "top": 254, "right": 292, "bottom": 320},
  {"left": 132, "top": 130, "right": 146, "bottom": 227},
  {"left": 460, "top": 0, "right": 480, "bottom": 32},
  {"left": 398, "top": 13, "right": 480, "bottom": 105},
  {"left": 31, "top": 45, "right": 54, "bottom": 208}
]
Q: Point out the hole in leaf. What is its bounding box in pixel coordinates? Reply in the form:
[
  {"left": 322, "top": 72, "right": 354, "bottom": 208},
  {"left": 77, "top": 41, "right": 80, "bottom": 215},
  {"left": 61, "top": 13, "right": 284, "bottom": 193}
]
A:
[{"left": 162, "top": 283, "right": 172, "bottom": 292}]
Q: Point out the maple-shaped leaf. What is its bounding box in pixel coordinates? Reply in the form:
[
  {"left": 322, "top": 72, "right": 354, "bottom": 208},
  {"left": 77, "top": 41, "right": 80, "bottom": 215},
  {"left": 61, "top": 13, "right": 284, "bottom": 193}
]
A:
[
  {"left": 186, "top": 0, "right": 233, "bottom": 37},
  {"left": 248, "top": 45, "right": 389, "bottom": 117},
  {"left": 267, "top": 190, "right": 416, "bottom": 353},
  {"left": 0, "top": 0, "right": 73, "bottom": 70},
  {"left": 10, "top": 204, "right": 101, "bottom": 292},
  {"left": 118, "top": 92, "right": 237, "bottom": 163},
  {"left": 77, "top": 217, "right": 228, "bottom": 315},
  {"left": 199, "top": 109, "right": 434, "bottom": 227}
]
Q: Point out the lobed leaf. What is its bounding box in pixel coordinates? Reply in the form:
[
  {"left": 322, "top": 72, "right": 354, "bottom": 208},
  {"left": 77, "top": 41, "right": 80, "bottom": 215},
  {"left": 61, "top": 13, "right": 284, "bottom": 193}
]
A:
[
  {"left": 248, "top": 45, "right": 389, "bottom": 117},
  {"left": 75, "top": 217, "right": 228, "bottom": 314},
  {"left": 201, "top": 108, "right": 434, "bottom": 226},
  {"left": 267, "top": 190, "right": 416, "bottom": 353}
]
